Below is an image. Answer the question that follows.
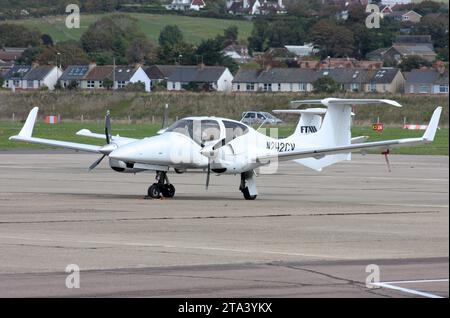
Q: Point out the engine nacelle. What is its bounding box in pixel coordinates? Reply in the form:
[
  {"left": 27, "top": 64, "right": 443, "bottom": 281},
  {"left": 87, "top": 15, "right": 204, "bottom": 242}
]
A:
[{"left": 109, "top": 158, "right": 144, "bottom": 173}]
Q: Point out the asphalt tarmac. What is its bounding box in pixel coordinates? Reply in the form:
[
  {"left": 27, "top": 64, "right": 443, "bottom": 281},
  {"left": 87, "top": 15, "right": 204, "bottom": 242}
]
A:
[{"left": 0, "top": 152, "right": 448, "bottom": 297}]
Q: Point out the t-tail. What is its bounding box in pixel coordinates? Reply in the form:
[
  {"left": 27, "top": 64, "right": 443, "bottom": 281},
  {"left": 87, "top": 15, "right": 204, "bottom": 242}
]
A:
[{"left": 285, "top": 98, "right": 402, "bottom": 171}]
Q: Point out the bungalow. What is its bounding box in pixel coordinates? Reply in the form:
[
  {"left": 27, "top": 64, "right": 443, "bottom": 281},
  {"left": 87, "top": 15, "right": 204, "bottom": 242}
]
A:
[
  {"left": 365, "top": 68, "right": 405, "bottom": 93},
  {"left": 367, "top": 45, "right": 437, "bottom": 64},
  {"left": 114, "top": 65, "right": 151, "bottom": 92},
  {"left": 232, "top": 67, "right": 404, "bottom": 93},
  {"left": 145, "top": 65, "right": 179, "bottom": 87},
  {"left": 317, "top": 68, "right": 370, "bottom": 93},
  {"left": 60, "top": 64, "right": 151, "bottom": 92},
  {"left": 405, "top": 68, "right": 449, "bottom": 94},
  {"left": 80, "top": 65, "right": 114, "bottom": 89},
  {"left": 389, "top": 10, "right": 422, "bottom": 23},
  {"left": 2, "top": 65, "right": 32, "bottom": 90},
  {"left": 389, "top": 45, "right": 437, "bottom": 63},
  {"left": 59, "top": 64, "right": 94, "bottom": 89},
  {"left": 2, "top": 65, "right": 62, "bottom": 90},
  {"left": 232, "top": 68, "right": 317, "bottom": 92},
  {"left": 167, "top": 65, "right": 233, "bottom": 92},
  {"left": 22, "top": 65, "right": 62, "bottom": 90}
]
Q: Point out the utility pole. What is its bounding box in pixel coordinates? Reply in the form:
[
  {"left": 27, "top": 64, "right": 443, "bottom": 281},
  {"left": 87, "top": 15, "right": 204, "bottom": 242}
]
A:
[{"left": 112, "top": 57, "right": 116, "bottom": 92}]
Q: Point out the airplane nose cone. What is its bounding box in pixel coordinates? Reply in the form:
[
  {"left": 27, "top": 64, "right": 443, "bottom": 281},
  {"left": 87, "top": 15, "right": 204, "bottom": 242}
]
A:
[{"left": 109, "top": 134, "right": 173, "bottom": 164}]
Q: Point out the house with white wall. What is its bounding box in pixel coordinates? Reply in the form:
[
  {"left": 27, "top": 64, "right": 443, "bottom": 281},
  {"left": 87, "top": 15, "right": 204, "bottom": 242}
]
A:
[
  {"left": 232, "top": 68, "right": 317, "bottom": 92},
  {"left": 167, "top": 65, "right": 233, "bottom": 92},
  {"left": 59, "top": 64, "right": 151, "bottom": 92},
  {"left": 165, "top": 0, "right": 206, "bottom": 11},
  {"left": 3, "top": 65, "right": 62, "bottom": 91}
]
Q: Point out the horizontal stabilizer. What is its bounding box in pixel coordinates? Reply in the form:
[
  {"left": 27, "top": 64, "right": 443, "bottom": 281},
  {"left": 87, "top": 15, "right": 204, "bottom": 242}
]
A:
[
  {"left": 273, "top": 108, "right": 327, "bottom": 115},
  {"left": 291, "top": 98, "right": 402, "bottom": 108}
]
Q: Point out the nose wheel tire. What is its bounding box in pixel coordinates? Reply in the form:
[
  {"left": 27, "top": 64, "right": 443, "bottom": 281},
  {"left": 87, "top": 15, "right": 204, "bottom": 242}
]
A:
[{"left": 242, "top": 187, "right": 257, "bottom": 200}]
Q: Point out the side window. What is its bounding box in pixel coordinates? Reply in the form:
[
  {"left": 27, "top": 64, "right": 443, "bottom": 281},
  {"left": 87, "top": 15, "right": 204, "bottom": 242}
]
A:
[
  {"left": 223, "top": 120, "right": 249, "bottom": 143},
  {"left": 257, "top": 113, "right": 265, "bottom": 120},
  {"left": 200, "top": 120, "right": 221, "bottom": 143},
  {"left": 244, "top": 113, "right": 252, "bottom": 119}
]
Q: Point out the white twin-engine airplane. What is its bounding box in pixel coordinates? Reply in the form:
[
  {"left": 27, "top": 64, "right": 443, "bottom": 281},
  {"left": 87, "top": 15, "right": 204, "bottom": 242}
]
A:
[{"left": 10, "top": 98, "right": 442, "bottom": 200}]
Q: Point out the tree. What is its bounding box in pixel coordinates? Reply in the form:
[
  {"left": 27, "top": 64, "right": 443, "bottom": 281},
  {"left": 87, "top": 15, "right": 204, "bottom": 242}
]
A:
[
  {"left": 158, "top": 25, "right": 184, "bottom": 47},
  {"left": 80, "top": 14, "right": 148, "bottom": 64},
  {"left": 0, "top": 24, "right": 41, "bottom": 47},
  {"left": 248, "top": 17, "right": 307, "bottom": 52},
  {"left": 126, "top": 36, "right": 157, "bottom": 64},
  {"left": 103, "top": 78, "right": 114, "bottom": 90},
  {"left": 248, "top": 19, "right": 270, "bottom": 52},
  {"left": 41, "top": 34, "right": 54, "bottom": 46},
  {"left": 398, "top": 56, "right": 432, "bottom": 72},
  {"left": 310, "top": 20, "right": 355, "bottom": 58},
  {"left": 36, "top": 41, "right": 90, "bottom": 68},
  {"left": 156, "top": 41, "right": 196, "bottom": 65},
  {"left": 313, "top": 76, "right": 340, "bottom": 93},
  {"left": 196, "top": 37, "right": 238, "bottom": 74},
  {"left": 67, "top": 80, "right": 79, "bottom": 90},
  {"left": 413, "top": 15, "right": 449, "bottom": 50},
  {"left": 223, "top": 25, "right": 238, "bottom": 45},
  {"left": 16, "top": 46, "right": 44, "bottom": 65}
]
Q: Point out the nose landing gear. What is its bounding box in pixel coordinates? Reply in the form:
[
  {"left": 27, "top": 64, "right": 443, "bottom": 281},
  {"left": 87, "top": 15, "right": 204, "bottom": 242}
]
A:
[
  {"left": 239, "top": 171, "right": 258, "bottom": 200},
  {"left": 147, "top": 171, "right": 176, "bottom": 199}
]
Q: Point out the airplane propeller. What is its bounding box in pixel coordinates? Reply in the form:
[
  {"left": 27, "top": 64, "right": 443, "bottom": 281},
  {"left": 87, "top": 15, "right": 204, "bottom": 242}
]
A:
[
  {"left": 200, "top": 138, "right": 227, "bottom": 190},
  {"left": 89, "top": 110, "right": 115, "bottom": 171}
]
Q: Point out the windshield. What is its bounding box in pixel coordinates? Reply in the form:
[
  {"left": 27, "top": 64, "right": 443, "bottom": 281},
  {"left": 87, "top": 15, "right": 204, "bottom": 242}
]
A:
[
  {"left": 166, "top": 119, "right": 221, "bottom": 145},
  {"left": 166, "top": 119, "right": 193, "bottom": 139}
]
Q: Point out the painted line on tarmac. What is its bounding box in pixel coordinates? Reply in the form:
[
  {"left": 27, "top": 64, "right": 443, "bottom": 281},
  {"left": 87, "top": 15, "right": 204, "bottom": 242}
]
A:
[
  {"left": 371, "top": 279, "right": 448, "bottom": 298},
  {"left": 0, "top": 235, "right": 344, "bottom": 260}
]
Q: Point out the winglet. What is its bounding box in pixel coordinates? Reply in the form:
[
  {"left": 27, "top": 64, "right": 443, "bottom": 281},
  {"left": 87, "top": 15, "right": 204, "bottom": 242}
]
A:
[
  {"left": 423, "top": 106, "right": 442, "bottom": 142},
  {"left": 16, "top": 107, "right": 39, "bottom": 139}
]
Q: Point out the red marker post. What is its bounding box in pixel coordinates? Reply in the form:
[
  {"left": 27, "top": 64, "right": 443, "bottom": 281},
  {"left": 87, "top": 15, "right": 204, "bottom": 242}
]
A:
[{"left": 372, "top": 123, "right": 383, "bottom": 133}]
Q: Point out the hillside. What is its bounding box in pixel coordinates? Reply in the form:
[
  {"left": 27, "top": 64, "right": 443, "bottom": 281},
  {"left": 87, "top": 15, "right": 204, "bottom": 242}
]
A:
[
  {"left": 0, "top": 91, "right": 447, "bottom": 125},
  {"left": 1, "top": 13, "right": 253, "bottom": 44}
]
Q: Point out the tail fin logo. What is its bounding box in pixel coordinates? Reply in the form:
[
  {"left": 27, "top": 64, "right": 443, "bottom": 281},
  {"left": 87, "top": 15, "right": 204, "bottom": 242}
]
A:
[{"left": 300, "top": 126, "right": 318, "bottom": 134}]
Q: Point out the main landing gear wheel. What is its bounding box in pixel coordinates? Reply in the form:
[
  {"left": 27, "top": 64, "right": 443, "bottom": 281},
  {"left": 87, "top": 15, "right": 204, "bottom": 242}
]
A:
[
  {"left": 242, "top": 187, "right": 257, "bottom": 200},
  {"left": 146, "top": 171, "right": 176, "bottom": 199},
  {"left": 148, "top": 184, "right": 161, "bottom": 199},
  {"left": 161, "top": 184, "right": 175, "bottom": 198}
]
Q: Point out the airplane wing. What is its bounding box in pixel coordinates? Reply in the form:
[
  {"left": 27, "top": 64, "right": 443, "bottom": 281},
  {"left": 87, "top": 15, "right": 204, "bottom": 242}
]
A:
[
  {"left": 257, "top": 107, "right": 442, "bottom": 162},
  {"left": 9, "top": 107, "right": 103, "bottom": 154},
  {"left": 76, "top": 129, "right": 137, "bottom": 144}
]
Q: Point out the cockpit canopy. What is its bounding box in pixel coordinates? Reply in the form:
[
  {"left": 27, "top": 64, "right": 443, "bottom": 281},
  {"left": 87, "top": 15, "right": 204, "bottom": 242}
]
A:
[{"left": 166, "top": 118, "right": 249, "bottom": 145}]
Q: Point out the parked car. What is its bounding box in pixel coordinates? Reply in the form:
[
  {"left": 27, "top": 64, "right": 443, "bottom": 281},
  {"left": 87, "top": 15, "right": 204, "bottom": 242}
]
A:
[{"left": 241, "top": 111, "right": 283, "bottom": 125}]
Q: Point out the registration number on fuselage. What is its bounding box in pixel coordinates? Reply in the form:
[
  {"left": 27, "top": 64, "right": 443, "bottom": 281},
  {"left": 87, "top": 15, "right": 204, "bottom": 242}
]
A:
[{"left": 266, "top": 141, "right": 296, "bottom": 152}]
